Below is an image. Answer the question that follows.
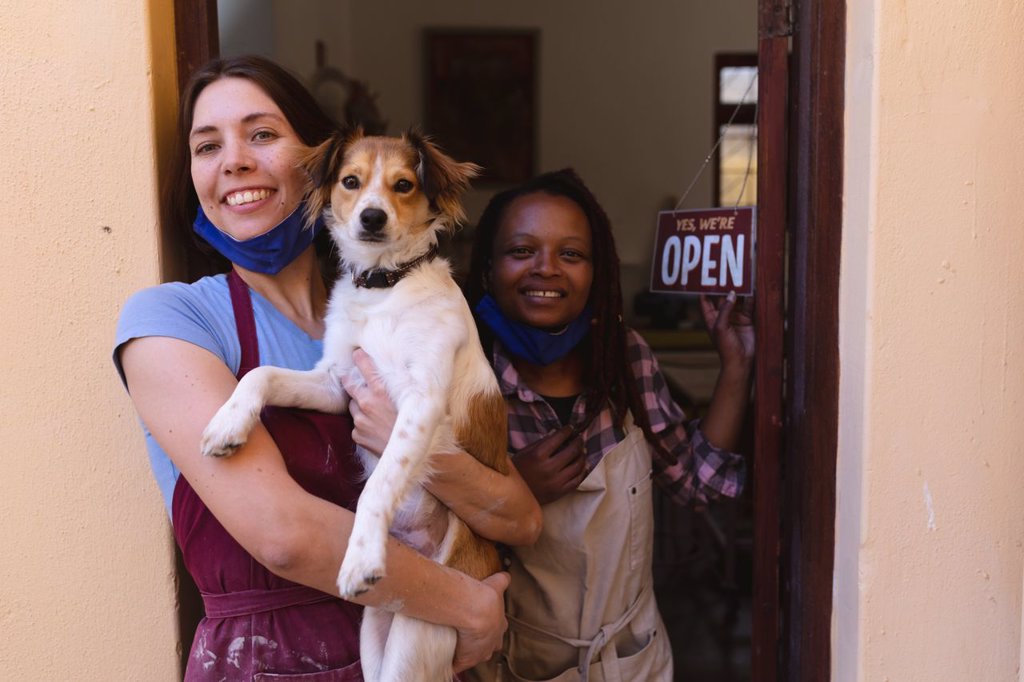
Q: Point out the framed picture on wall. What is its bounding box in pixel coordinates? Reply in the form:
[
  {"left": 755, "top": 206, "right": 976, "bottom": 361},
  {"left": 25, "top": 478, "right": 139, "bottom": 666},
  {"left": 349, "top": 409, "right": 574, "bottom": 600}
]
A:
[{"left": 424, "top": 29, "right": 538, "bottom": 184}]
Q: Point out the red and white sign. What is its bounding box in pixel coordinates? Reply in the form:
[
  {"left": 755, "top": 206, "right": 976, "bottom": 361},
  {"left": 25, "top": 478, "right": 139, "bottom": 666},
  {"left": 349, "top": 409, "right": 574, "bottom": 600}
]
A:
[{"left": 649, "top": 207, "right": 756, "bottom": 296}]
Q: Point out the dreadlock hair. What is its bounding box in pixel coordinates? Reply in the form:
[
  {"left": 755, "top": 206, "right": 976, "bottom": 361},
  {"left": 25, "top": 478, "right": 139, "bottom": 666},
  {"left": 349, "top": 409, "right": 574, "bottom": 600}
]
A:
[
  {"left": 465, "top": 168, "right": 669, "bottom": 455},
  {"left": 162, "top": 55, "right": 340, "bottom": 282}
]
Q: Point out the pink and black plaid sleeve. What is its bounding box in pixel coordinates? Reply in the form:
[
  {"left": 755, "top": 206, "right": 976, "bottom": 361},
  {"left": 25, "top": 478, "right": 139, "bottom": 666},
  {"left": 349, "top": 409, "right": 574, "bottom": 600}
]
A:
[
  {"left": 626, "top": 329, "right": 746, "bottom": 504},
  {"left": 493, "top": 331, "right": 746, "bottom": 505}
]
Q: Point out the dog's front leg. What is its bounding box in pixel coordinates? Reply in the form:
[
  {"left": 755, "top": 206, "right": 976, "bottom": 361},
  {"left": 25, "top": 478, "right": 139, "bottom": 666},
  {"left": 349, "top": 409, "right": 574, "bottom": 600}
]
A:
[
  {"left": 336, "top": 392, "right": 444, "bottom": 598},
  {"left": 201, "top": 364, "right": 349, "bottom": 458}
]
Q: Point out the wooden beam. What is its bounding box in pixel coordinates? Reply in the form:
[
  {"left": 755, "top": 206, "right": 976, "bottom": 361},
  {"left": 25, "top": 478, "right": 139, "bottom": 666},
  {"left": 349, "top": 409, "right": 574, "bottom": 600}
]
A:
[
  {"left": 783, "top": 0, "right": 845, "bottom": 678},
  {"left": 752, "top": 1, "right": 791, "bottom": 678},
  {"left": 174, "top": 0, "right": 219, "bottom": 95},
  {"left": 169, "top": 6, "right": 219, "bottom": 670}
]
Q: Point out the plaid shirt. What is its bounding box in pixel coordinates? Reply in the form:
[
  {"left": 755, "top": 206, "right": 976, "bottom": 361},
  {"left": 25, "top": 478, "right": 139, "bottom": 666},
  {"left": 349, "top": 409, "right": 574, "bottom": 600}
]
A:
[{"left": 493, "top": 328, "right": 746, "bottom": 505}]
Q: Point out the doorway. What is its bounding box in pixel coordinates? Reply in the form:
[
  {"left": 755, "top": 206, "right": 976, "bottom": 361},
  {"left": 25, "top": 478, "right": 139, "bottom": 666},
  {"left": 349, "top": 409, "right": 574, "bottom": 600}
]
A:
[{"left": 167, "top": 1, "right": 845, "bottom": 679}]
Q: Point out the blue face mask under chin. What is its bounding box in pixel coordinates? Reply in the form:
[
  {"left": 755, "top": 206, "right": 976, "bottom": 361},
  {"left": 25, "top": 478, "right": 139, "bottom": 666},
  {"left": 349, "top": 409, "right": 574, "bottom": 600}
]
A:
[
  {"left": 475, "top": 294, "right": 593, "bottom": 366},
  {"left": 193, "top": 202, "right": 325, "bottom": 275}
]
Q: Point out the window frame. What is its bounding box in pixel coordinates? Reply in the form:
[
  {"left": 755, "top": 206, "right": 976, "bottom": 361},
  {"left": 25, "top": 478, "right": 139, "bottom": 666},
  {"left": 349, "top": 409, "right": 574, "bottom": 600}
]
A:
[{"left": 713, "top": 52, "right": 758, "bottom": 207}]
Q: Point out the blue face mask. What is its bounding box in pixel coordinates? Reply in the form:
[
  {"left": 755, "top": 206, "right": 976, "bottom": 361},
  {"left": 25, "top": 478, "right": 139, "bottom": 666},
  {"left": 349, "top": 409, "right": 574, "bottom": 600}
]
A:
[
  {"left": 475, "top": 294, "right": 593, "bottom": 366},
  {"left": 193, "top": 202, "right": 324, "bottom": 275}
]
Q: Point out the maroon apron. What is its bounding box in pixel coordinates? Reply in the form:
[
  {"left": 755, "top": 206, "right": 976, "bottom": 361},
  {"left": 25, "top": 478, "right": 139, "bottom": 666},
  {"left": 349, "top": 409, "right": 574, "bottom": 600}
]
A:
[{"left": 172, "top": 270, "right": 364, "bottom": 681}]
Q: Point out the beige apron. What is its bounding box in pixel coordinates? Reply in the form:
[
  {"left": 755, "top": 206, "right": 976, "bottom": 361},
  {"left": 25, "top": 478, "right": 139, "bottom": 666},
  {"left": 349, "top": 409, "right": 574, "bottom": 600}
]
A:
[{"left": 475, "top": 423, "right": 673, "bottom": 682}]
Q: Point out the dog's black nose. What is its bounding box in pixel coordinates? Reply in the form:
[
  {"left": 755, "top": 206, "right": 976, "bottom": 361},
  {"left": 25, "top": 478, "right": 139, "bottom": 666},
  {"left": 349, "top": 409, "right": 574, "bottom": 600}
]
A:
[{"left": 360, "top": 208, "right": 388, "bottom": 233}]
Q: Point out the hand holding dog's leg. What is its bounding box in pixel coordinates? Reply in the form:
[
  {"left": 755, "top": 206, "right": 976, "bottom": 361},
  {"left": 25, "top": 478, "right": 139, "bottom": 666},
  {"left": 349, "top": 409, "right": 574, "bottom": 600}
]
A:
[
  {"left": 343, "top": 349, "right": 397, "bottom": 457},
  {"left": 452, "top": 572, "right": 510, "bottom": 673}
]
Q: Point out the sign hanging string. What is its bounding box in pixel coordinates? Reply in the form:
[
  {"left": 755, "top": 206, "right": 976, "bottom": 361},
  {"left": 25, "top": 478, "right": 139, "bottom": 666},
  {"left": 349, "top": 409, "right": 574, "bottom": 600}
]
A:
[
  {"left": 673, "top": 72, "right": 758, "bottom": 212},
  {"left": 733, "top": 116, "right": 758, "bottom": 210}
]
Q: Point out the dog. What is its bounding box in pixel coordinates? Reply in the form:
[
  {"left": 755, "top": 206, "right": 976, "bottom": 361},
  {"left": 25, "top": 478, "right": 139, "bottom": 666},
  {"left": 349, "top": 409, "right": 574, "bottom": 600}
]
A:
[{"left": 200, "top": 129, "right": 508, "bottom": 681}]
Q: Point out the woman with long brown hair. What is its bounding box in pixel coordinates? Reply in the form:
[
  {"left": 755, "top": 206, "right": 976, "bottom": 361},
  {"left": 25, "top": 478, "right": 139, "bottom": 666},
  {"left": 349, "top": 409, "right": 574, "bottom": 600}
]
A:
[{"left": 114, "top": 55, "right": 539, "bottom": 680}]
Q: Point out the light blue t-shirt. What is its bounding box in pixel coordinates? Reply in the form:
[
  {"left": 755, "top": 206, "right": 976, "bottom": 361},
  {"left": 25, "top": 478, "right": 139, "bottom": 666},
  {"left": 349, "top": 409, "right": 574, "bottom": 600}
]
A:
[{"left": 113, "top": 274, "right": 324, "bottom": 516}]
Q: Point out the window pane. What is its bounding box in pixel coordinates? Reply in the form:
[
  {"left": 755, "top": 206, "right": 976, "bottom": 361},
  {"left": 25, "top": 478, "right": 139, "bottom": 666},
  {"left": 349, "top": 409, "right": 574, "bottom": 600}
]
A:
[
  {"left": 720, "top": 66, "right": 758, "bottom": 104},
  {"left": 719, "top": 124, "right": 758, "bottom": 206}
]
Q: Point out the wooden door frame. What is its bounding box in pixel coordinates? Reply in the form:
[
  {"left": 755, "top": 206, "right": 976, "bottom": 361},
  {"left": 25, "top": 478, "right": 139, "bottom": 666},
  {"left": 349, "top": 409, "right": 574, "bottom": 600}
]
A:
[
  {"left": 753, "top": 0, "right": 845, "bottom": 678},
  {"left": 173, "top": 0, "right": 218, "bottom": 95},
  {"left": 169, "top": 1, "right": 847, "bottom": 679},
  {"left": 752, "top": 1, "right": 788, "bottom": 678},
  {"left": 781, "top": 0, "right": 845, "bottom": 679}
]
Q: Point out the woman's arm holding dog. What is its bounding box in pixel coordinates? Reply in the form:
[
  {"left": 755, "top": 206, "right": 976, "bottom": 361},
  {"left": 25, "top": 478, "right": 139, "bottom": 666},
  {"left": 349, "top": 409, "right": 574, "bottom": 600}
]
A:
[
  {"left": 422, "top": 450, "right": 542, "bottom": 546},
  {"left": 120, "top": 336, "right": 508, "bottom": 671},
  {"left": 345, "top": 349, "right": 542, "bottom": 546}
]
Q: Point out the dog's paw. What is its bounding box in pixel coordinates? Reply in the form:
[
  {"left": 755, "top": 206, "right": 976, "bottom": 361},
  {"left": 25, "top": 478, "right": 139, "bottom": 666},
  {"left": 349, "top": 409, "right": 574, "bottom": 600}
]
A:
[
  {"left": 200, "top": 435, "right": 244, "bottom": 458},
  {"left": 337, "top": 545, "right": 387, "bottom": 599},
  {"left": 200, "top": 405, "right": 255, "bottom": 458}
]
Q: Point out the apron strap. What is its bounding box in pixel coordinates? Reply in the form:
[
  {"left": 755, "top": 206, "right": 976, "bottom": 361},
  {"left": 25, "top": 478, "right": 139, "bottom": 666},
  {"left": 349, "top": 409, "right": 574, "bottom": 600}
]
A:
[
  {"left": 227, "top": 269, "right": 260, "bottom": 379},
  {"left": 507, "top": 581, "right": 652, "bottom": 681},
  {"left": 201, "top": 585, "right": 336, "bottom": 619}
]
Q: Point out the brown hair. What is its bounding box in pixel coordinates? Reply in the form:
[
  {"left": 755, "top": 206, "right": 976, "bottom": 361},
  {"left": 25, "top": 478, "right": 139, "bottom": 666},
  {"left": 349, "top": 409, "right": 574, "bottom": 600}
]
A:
[{"left": 162, "top": 55, "right": 339, "bottom": 281}]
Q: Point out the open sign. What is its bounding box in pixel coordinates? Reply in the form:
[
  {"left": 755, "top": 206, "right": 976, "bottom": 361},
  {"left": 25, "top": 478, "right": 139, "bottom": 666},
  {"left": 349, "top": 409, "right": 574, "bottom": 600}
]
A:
[{"left": 649, "top": 207, "right": 756, "bottom": 296}]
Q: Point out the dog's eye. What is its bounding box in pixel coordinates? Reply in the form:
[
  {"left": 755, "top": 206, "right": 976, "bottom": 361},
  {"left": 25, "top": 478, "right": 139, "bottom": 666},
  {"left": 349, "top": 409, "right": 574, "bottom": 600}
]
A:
[
  {"left": 394, "top": 179, "right": 414, "bottom": 193},
  {"left": 342, "top": 176, "right": 360, "bottom": 190}
]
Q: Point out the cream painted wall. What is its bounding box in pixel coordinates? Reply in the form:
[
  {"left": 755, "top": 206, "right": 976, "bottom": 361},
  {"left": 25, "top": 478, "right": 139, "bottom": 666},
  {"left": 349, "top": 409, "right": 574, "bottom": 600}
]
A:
[
  {"left": 837, "top": 1, "right": 1024, "bottom": 679},
  {"left": 0, "top": 0, "right": 180, "bottom": 678}
]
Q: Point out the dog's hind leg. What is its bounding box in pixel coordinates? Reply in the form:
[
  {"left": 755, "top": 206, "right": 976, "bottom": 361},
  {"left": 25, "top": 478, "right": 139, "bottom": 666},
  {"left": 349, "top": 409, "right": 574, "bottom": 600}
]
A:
[
  {"left": 201, "top": 365, "right": 348, "bottom": 458},
  {"left": 359, "top": 606, "right": 393, "bottom": 682},
  {"left": 377, "top": 614, "right": 456, "bottom": 682}
]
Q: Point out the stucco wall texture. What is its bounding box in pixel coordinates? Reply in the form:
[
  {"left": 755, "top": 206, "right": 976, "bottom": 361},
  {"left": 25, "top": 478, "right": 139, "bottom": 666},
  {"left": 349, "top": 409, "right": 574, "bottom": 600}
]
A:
[
  {"left": 837, "top": 0, "right": 1024, "bottom": 680},
  {"left": 0, "top": 0, "right": 181, "bottom": 678}
]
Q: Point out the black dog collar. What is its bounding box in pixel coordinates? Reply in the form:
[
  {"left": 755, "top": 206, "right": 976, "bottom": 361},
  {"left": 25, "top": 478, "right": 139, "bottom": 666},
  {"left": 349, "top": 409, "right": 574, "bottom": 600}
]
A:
[{"left": 351, "top": 246, "right": 440, "bottom": 289}]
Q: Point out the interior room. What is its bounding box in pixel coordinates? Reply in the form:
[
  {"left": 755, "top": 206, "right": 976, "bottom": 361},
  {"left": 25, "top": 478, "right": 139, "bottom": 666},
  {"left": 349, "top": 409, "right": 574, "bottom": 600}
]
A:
[{"left": 217, "top": 2, "right": 759, "bottom": 679}]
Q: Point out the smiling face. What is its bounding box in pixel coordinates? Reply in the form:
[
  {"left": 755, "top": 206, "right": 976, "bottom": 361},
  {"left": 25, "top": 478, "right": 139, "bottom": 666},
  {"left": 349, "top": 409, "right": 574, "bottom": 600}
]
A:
[
  {"left": 489, "top": 192, "right": 594, "bottom": 331},
  {"left": 189, "top": 77, "right": 307, "bottom": 240}
]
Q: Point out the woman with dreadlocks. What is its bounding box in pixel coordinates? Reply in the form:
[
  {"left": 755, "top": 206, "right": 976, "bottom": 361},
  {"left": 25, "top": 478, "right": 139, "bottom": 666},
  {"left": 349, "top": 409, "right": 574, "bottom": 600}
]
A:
[{"left": 461, "top": 168, "right": 754, "bottom": 681}]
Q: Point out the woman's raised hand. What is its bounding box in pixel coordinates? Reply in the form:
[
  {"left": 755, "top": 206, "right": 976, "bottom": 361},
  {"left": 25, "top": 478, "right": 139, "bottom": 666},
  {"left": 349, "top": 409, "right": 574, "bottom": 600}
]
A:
[{"left": 700, "top": 292, "right": 755, "bottom": 371}]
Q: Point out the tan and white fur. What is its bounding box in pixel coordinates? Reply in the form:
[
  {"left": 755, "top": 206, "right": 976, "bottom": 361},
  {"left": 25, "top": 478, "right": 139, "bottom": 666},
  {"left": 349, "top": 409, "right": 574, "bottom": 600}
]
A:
[{"left": 200, "top": 129, "right": 508, "bottom": 682}]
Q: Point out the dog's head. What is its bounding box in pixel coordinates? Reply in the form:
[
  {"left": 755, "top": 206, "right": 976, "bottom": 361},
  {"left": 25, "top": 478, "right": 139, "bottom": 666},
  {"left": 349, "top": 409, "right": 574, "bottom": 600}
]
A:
[{"left": 302, "top": 128, "right": 480, "bottom": 270}]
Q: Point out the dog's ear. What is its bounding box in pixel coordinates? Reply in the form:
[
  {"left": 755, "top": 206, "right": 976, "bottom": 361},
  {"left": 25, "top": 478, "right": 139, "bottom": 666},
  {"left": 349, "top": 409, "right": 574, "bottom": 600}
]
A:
[
  {"left": 299, "top": 126, "right": 365, "bottom": 227},
  {"left": 406, "top": 128, "right": 481, "bottom": 228}
]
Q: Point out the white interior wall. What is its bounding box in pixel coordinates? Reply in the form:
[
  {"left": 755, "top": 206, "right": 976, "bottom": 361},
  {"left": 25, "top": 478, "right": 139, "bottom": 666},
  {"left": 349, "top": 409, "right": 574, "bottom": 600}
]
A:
[
  {"left": 218, "top": 0, "right": 274, "bottom": 58},
  {"left": 221, "top": 0, "right": 757, "bottom": 319}
]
